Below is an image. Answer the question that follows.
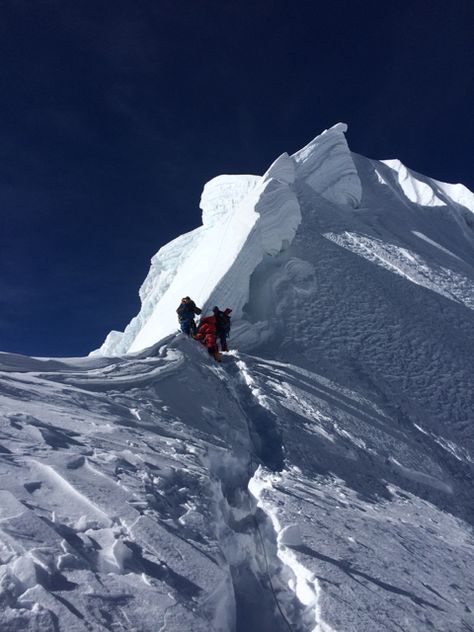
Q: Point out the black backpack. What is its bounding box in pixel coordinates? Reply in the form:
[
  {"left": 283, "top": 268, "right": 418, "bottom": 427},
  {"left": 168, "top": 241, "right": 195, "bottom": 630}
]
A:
[{"left": 216, "top": 310, "right": 231, "bottom": 334}]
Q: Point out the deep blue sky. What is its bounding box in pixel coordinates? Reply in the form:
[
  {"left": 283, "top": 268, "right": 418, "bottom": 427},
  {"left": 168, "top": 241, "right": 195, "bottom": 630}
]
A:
[{"left": 1, "top": 0, "right": 473, "bottom": 356}]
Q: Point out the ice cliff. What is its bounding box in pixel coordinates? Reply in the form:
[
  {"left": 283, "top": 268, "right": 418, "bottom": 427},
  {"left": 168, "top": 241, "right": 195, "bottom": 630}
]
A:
[
  {"left": 94, "top": 123, "right": 361, "bottom": 355},
  {"left": 97, "top": 121, "right": 474, "bottom": 359}
]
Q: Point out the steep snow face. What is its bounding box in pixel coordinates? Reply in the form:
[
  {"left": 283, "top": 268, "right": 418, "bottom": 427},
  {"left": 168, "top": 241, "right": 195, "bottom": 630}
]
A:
[
  {"left": 381, "top": 159, "right": 446, "bottom": 207},
  {"left": 96, "top": 175, "right": 262, "bottom": 356},
  {"left": 95, "top": 120, "right": 474, "bottom": 359},
  {"left": 292, "top": 122, "right": 362, "bottom": 207},
  {"left": 94, "top": 123, "right": 360, "bottom": 356},
  {"left": 95, "top": 163, "right": 300, "bottom": 355},
  {"left": 382, "top": 158, "right": 474, "bottom": 215},
  {"left": 97, "top": 228, "right": 204, "bottom": 355},
  {"left": 200, "top": 174, "right": 261, "bottom": 225},
  {"left": 126, "top": 172, "right": 300, "bottom": 354}
]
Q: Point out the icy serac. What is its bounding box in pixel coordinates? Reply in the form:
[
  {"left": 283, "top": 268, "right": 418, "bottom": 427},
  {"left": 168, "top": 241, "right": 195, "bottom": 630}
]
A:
[
  {"left": 95, "top": 162, "right": 299, "bottom": 355},
  {"left": 94, "top": 123, "right": 358, "bottom": 355}
]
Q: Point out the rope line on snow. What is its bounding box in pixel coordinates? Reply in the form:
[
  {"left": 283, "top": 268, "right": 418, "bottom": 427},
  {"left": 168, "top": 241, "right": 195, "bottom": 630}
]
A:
[
  {"left": 251, "top": 508, "right": 294, "bottom": 632},
  {"left": 224, "top": 352, "right": 295, "bottom": 632}
]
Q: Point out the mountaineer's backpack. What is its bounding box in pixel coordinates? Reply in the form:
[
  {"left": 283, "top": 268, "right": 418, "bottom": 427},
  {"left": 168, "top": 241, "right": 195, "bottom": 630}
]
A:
[{"left": 215, "top": 309, "right": 232, "bottom": 335}]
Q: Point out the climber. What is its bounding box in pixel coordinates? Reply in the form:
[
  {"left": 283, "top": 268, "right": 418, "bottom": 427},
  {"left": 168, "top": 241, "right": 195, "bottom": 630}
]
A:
[
  {"left": 193, "top": 314, "right": 221, "bottom": 362},
  {"left": 176, "top": 296, "right": 202, "bottom": 336},
  {"left": 213, "top": 306, "right": 232, "bottom": 352}
]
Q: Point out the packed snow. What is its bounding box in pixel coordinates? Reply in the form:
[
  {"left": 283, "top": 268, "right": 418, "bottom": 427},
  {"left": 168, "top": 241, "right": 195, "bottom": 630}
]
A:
[{"left": 2, "top": 123, "right": 474, "bottom": 631}]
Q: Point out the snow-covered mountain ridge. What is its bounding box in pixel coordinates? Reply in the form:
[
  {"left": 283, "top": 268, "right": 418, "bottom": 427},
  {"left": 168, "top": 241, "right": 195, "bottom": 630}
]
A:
[
  {"left": 94, "top": 123, "right": 361, "bottom": 355},
  {"left": 1, "top": 124, "right": 474, "bottom": 631},
  {"left": 94, "top": 122, "right": 474, "bottom": 357}
]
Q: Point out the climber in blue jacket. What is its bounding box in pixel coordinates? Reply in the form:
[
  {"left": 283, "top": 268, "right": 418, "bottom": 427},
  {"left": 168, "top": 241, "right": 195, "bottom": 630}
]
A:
[{"left": 176, "top": 297, "right": 202, "bottom": 336}]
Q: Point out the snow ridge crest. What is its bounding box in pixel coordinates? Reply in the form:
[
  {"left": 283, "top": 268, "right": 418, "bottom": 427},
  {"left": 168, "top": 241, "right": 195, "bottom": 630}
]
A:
[
  {"left": 94, "top": 123, "right": 357, "bottom": 355},
  {"left": 292, "top": 122, "right": 362, "bottom": 207}
]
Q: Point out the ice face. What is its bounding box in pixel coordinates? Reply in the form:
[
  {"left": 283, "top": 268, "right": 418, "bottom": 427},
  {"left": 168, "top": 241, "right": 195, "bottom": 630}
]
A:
[
  {"left": 382, "top": 159, "right": 446, "bottom": 207},
  {"left": 94, "top": 151, "right": 305, "bottom": 355},
  {"left": 93, "top": 122, "right": 474, "bottom": 357},
  {"left": 292, "top": 122, "right": 362, "bottom": 207},
  {"left": 200, "top": 174, "right": 261, "bottom": 226}
]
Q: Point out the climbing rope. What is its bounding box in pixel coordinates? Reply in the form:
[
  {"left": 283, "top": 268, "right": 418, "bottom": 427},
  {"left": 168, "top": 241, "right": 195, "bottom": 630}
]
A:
[
  {"left": 236, "top": 360, "right": 295, "bottom": 631},
  {"left": 216, "top": 353, "right": 296, "bottom": 631},
  {"left": 252, "top": 507, "right": 294, "bottom": 632}
]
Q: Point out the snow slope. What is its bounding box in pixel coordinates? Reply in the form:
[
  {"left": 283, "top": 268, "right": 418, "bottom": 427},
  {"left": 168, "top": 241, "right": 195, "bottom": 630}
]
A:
[
  {"left": 94, "top": 156, "right": 301, "bottom": 356},
  {"left": 94, "top": 125, "right": 357, "bottom": 356},
  {"left": 2, "top": 124, "right": 474, "bottom": 631}
]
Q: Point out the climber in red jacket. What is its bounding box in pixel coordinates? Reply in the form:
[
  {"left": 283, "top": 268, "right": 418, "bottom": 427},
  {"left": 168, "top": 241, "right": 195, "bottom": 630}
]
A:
[{"left": 194, "top": 315, "right": 220, "bottom": 361}]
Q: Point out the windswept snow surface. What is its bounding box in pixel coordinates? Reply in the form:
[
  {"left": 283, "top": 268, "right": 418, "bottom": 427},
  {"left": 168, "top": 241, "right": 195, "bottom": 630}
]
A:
[{"left": 2, "top": 124, "right": 474, "bottom": 631}]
